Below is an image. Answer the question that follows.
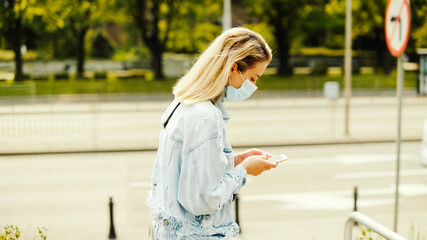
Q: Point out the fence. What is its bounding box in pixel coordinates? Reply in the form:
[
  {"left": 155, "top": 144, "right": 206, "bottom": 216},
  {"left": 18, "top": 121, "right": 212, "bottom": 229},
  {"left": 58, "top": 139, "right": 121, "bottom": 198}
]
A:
[{"left": 0, "top": 93, "right": 426, "bottom": 154}]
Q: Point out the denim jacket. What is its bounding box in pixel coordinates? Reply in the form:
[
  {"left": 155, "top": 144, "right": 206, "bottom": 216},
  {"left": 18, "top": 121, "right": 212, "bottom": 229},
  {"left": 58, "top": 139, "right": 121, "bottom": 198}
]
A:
[{"left": 147, "top": 99, "right": 247, "bottom": 239}]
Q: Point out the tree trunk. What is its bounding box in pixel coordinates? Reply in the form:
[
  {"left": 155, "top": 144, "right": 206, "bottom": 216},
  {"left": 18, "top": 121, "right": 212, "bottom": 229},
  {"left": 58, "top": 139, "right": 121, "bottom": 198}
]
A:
[
  {"left": 275, "top": 28, "right": 292, "bottom": 76},
  {"left": 13, "top": 17, "right": 24, "bottom": 81},
  {"left": 76, "top": 29, "right": 88, "bottom": 79},
  {"left": 151, "top": 47, "right": 164, "bottom": 79},
  {"left": 374, "top": 27, "right": 391, "bottom": 74}
]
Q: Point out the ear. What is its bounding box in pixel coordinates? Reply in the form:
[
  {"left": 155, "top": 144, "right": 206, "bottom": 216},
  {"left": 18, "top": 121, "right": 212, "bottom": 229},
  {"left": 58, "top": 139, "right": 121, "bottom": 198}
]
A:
[{"left": 229, "top": 63, "right": 238, "bottom": 74}]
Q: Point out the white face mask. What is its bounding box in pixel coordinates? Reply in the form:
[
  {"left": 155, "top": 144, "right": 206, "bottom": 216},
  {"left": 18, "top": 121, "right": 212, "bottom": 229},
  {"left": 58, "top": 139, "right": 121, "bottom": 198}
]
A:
[{"left": 226, "top": 71, "right": 258, "bottom": 101}]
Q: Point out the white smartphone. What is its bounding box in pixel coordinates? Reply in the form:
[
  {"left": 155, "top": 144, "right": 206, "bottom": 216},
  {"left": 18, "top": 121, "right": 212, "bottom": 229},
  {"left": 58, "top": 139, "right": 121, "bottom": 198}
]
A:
[{"left": 269, "top": 154, "right": 288, "bottom": 163}]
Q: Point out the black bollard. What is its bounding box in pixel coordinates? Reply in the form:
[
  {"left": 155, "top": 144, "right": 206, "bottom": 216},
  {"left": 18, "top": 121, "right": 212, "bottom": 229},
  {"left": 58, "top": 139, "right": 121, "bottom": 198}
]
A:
[
  {"left": 109, "top": 197, "right": 117, "bottom": 239},
  {"left": 353, "top": 187, "right": 358, "bottom": 226},
  {"left": 234, "top": 194, "right": 241, "bottom": 233}
]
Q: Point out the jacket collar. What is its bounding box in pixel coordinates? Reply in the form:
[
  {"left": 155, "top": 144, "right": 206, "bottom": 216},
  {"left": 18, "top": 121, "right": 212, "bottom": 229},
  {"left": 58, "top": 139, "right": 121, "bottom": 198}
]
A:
[{"left": 216, "top": 101, "right": 230, "bottom": 122}]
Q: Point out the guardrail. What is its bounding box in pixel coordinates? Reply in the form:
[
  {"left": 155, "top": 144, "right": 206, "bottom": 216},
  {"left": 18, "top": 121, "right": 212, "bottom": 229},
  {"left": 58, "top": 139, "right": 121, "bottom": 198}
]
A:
[{"left": 344, "top": 212, "right": 406, "bottom": 240}]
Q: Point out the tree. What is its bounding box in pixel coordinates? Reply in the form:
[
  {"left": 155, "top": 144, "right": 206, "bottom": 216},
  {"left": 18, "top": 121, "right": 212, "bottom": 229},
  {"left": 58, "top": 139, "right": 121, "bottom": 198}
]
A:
[
  {"left": 165, "top": 0, "right": 222, "bottom": 54},
  {"left": 246, "top": 0, "right": 320, "bottom": 76},
  {"left": 91, "top": 33, "right": 114, "bottom": 58},
  {"left": 0, "top": 0, "right": 29, "bottom": 81},
  {"left": 121, "top": 0, "right": 181, "bottom": 80},
  {"left": 43, "top": 0, "right": 113, "bottom": 78},
  {"left": 326, "top": 0, "right": 392, "bottom": 73},
  {"left": 409, "top": 0, "right": 427, "bottom": 49}
]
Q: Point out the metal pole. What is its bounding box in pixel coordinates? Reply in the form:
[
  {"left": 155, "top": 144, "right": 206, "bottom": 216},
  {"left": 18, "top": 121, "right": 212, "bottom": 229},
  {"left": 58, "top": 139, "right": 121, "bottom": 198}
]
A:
[
  {"left": 344, "top": 0, "right": 352, "bottom": 135},
  {"left": 222, "top": 0, "right": 232, "bottom": 31},
  {"left": 394, "top": 55, "right": 404, "bottom": 232},
  {"left": 353, "top": 186, "right": 358, "bottom": 226},
  {"left": 235, "top": 194, "right": 241, "bottom": 233},
  {"left": 345, "top": 212, "right": 406, "bottom": 240},
  {"left": 109, "top": 197, "right": 117, "bottom": 239}
]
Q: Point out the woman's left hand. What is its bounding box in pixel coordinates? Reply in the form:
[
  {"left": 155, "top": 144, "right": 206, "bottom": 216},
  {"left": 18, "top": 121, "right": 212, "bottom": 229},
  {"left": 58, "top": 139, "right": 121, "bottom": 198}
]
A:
[{"left": 234, "top": 148, "right": 273, "bottom": 167}]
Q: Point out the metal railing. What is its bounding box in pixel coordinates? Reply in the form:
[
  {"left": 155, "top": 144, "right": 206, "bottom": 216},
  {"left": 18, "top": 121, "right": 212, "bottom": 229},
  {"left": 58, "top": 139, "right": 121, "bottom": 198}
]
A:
[
  {"left": 344, "top": 212, "right": 406, "bottom": 240},
  {"left": 0, "top": 94, "right": 426, "bottom": 154}
]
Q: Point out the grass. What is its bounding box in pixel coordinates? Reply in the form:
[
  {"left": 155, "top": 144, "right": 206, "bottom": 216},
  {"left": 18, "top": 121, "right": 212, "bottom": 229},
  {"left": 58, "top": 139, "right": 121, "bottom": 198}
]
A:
[
  {"left": 0, "top": 71, "right": 418, "bottom": 96},
  {"left": 257, "top": 71, "right": 417, "bottom": 91},
  {"left": 32, "top": 78, "right": 177, "bottom": 95}
]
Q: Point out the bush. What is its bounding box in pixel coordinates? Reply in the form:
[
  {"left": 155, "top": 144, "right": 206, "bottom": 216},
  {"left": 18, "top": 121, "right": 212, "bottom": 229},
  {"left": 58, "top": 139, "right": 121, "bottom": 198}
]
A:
[{"left": 91, "top": 34, "right": 114, "bottom": 59}]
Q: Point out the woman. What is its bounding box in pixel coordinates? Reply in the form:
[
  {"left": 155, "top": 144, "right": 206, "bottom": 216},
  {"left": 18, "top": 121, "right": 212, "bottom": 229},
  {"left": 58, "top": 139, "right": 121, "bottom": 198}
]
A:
[{"left": 147, "top": 27, "right": 277, "bottom": 239}]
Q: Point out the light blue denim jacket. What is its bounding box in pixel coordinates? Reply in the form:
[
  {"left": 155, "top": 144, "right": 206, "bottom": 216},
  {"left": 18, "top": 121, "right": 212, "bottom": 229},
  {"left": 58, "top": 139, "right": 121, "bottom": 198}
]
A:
[{"left": 147, "top": 99, "right": 247, "bottom": 239}]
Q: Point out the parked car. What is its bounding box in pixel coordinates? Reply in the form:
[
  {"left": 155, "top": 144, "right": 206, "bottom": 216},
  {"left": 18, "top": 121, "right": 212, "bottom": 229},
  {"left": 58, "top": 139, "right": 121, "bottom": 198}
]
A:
[{"left": 423, "top": 118, "right": 427, "bottom": 166}]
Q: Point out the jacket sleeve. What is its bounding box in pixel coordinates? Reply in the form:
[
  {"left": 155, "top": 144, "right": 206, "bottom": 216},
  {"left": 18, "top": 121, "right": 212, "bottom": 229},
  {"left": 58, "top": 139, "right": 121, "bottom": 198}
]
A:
[{"left": 177, "top": 111, "right": 247, "bottom": 216}]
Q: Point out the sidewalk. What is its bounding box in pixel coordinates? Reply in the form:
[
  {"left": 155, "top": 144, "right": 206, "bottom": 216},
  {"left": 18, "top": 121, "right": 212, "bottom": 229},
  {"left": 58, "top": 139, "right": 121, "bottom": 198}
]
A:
[{"left": 0, "top": 93, "right": 426, "bottom": 154}]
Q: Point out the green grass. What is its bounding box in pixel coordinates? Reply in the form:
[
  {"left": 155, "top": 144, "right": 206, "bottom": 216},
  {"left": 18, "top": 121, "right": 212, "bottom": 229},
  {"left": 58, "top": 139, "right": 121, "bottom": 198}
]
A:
[
  {"left": 257, "top": 71, "right": 417, "bottom": 91},
  {"left": 0, "top": 72, "right": 418, "bottom": 96},
  {"left": 31, "top": 78, "right": 178, "bottom": 95}
]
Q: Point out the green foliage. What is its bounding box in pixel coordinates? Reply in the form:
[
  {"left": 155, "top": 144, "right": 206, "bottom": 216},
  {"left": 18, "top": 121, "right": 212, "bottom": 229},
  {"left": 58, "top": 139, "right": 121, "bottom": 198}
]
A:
[
  {"left": 0, "top": 225, "right": 20, "bottom": 240},
  {"left": 0, "top": 225, "right": 47, "bottom": 240},
  {"left": 411, "top": 0, "right": 427, "bottom": 48},
  {"left": 355, "top": 225, "right": 386, "bottom": 240},
  {"left": 1, "top": 0, "right": 427, "bottom": 73},
  {"left": 164, "top": 0, "right": 222, "bottom": 53},
  {"left": 243, "top": 22, "right": 277, "bottom": 51},
  {"left": 325, "top": 0, "right": 386, "bottom": 49}
]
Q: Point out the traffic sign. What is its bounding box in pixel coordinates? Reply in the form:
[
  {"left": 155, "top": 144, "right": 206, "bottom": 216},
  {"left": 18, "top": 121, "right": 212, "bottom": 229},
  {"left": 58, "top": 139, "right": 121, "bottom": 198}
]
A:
[{"left": 385, "top": 0, "right": 411, "bottom": 57}]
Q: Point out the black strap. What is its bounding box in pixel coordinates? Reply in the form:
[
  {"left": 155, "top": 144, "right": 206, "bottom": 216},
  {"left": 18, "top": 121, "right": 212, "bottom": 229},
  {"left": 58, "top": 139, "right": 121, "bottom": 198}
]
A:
[
  {"left": 163, "top": 100, "right": 216, "bottom": 129},
  {"left": 163, "top": 102, "right": 181, "bottom": 128}
]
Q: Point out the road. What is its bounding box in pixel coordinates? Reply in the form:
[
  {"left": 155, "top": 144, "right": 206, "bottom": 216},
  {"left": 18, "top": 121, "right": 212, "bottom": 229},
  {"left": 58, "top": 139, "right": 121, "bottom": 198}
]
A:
[{"left": 1, "top": 142, "right": 426, "bottom": 240}]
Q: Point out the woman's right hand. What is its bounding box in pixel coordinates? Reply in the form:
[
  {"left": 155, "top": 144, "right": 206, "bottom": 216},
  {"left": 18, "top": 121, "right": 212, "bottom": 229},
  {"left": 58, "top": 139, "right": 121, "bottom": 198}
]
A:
[{"left": 240, "top": 155, "right": 278, "bottom": 176}]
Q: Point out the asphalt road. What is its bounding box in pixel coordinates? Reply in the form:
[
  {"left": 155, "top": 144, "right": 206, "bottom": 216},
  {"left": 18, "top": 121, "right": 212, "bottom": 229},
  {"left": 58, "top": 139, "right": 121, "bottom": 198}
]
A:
[{"left": 1, "top": 142, "right": 426, "bottom": 240}]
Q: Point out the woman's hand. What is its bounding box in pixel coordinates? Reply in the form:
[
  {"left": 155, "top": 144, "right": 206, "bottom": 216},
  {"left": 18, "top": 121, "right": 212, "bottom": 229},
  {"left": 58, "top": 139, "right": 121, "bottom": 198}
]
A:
[
  {"left": 234, "top": 148, "right": 273, "bottom": 167},
  {"left": 240, "top": 155, "right": 278, "bottom": 176}
]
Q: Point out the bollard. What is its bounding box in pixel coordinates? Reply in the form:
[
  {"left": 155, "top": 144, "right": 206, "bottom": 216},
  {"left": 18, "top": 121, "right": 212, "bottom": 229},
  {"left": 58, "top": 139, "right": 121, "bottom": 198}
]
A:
[
  {"left": 353, "top": 187, "right": 358, "bottom": 226},
  {"left": 234, "top": 194, "right": 241, "bottom": 233},
  {"left": 109, "top": 197, "right": 117, "bottom": 239}
]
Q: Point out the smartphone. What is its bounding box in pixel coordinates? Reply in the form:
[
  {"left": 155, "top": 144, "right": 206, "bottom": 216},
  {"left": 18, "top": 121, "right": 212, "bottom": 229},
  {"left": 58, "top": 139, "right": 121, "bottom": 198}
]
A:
[{"left": 269, "top": 154, "right": 288, "bottom": 163}]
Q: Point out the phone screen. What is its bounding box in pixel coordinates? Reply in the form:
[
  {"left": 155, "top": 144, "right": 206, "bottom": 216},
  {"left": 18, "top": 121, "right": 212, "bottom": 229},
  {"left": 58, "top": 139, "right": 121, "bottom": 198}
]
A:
[{"left": 269, "top": 154, "right": 288, "bottom": 163}]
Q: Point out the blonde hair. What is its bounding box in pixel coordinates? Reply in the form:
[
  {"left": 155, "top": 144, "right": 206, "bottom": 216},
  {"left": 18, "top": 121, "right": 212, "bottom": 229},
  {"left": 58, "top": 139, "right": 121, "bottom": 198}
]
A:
[{"left": 173, "top": 27, "right": 272, "bottom": 105}]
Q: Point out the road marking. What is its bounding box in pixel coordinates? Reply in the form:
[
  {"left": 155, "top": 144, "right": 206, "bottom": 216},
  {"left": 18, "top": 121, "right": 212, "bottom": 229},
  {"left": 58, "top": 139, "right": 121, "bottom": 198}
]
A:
[
  {"left": 336, "top": 153, "right": 416, "bottom": 164},
  {"left": 242, "top": 184, "right": 427, "bottom": 210},
  {"left": 335, "top": 169, "right": 427, "bottom": 179},
  {"left": 286, "top": 154, "right": 417, "bottom": 166}
]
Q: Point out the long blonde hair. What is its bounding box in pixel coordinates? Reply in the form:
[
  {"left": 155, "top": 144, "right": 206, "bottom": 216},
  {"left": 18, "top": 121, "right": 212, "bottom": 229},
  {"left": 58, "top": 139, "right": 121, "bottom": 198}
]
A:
[{"left": 173, "top": 27, "right": 272, "bottom": 105}]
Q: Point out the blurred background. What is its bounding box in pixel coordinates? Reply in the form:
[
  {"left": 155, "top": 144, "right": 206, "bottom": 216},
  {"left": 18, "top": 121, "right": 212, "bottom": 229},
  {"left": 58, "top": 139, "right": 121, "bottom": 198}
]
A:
[{"left": 0, "top": 0, "right": 426, "bottom": 239}]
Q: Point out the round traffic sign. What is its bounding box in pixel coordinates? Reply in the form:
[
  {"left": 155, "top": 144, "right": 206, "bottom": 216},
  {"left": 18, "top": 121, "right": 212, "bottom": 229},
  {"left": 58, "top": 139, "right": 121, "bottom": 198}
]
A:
[{"left": 385, "top": 0, "right": 411, "bottom": 57}]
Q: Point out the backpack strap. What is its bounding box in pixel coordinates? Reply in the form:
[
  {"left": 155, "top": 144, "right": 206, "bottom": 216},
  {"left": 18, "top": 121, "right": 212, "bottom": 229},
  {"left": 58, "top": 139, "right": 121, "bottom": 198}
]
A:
[
  {"left": 163, "top": 102, "right": 181, "bottom": 128},
  {"left": 163, "top": 100, "right": 215, "bottom": 128}
]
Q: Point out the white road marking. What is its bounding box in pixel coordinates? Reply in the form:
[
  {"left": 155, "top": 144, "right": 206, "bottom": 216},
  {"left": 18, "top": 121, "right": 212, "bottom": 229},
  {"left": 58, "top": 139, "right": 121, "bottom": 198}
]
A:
[
  {"left": 335, "top": 169, "right": 427, "bottom": 179},
  {"left": 336, "top": 153, "right": 417, "bottom": 164},
  {"left": 241, "top": 184, "right": 427, "bottom": 210},
  {"left": 286, "top": 154, "right": 417, "bottom": 166}
]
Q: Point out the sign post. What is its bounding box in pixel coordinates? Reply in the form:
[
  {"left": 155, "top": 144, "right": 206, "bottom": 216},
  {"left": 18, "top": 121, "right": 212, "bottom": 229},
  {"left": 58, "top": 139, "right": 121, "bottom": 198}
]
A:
[{"left": 385, "top": 0, "right": 411, "bottom": 233}]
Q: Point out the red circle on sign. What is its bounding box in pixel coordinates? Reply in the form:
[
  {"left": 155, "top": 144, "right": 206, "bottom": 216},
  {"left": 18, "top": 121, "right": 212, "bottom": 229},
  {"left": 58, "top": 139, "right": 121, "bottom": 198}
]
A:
[{"left": 385, "top": 0, "right": 411, "bottom": 57}]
